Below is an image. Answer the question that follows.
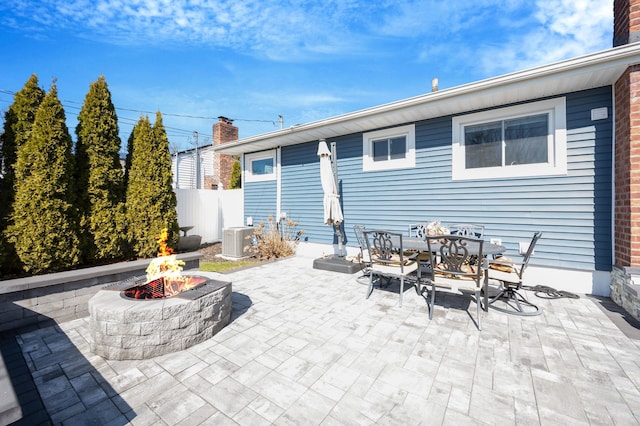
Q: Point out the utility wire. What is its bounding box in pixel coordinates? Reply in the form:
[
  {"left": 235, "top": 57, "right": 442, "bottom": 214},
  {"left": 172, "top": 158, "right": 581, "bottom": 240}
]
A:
[{"left": 0, "top": 89, "right": 280, "bottom": 131}]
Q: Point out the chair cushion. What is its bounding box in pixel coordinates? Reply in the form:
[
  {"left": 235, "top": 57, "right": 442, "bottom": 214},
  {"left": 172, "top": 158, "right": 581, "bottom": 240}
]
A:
[
  {"left": 486, "top": 267, "right": 520, "bottom": 284},
  {"left": 431, "top": 274, "right": 482, "bottom": 292},
  {"left": 371, "top": 259, "right": 418, "bottom": 276},
  {"left": 489, "top": 256, "right": 515, "bottom": 273},
  {"left": 435, "top": 263, "right": 477, "bottom": 275},
  {"left": 377, "top": 252, "right": 415, "bottom": 266}
]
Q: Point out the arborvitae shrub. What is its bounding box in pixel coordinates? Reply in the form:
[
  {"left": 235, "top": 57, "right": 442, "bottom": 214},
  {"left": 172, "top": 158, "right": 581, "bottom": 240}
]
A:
[
  {"left": 125, "top": 112, "right": 179, "bottom": 258},
  {"left": 229, "top": 158, "right": 242, "bottom": 189},
  {"left": 0, "top": 74, "right": 45, "bottom": 274},
  {"left": 7, "top": 84, "right": 81, "bottom": 273},
  {"left": 75, "top": 75, "right": 126, "bottom": 262}
]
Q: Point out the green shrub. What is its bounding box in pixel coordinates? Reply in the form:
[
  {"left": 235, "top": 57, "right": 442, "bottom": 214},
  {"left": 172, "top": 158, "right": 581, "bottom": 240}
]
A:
[
  {"left": 229, "top": 158, "right": 241, "bottom": 189},
  {"left": 7, "top": 84, "right": 81, "bottom": 273},
  {"left": 75, "top": 75, "right": 126, "bottom": 262},
  {"left": 125, "top": 112, "right": 179, "bottom": 258},
  {"left": 0, "top": 74, "right": 45, "bottom": 274}
]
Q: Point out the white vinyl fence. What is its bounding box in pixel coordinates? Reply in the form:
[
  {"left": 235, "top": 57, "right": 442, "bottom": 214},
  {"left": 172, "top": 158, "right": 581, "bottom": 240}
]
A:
[{"left": 175, "top": 188, "right": 244, "bottom": 243}]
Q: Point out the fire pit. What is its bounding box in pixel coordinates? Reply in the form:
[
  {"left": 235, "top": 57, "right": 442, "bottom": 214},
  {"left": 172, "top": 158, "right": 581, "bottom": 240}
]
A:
[
  {"left": 88, "top": 272, "right": 232, "bottom": 360},
  {"left": 121, "top": 275, "right": 208, "bottom": 300}
]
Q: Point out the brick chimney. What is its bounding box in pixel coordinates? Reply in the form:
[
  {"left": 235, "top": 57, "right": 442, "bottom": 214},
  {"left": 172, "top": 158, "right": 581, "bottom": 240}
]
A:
[
  {"left": 614, "top": 0, "right": 640, "bottom": 46},
  {"left": 614, "top": 0, "right": 640, "bottom": 267},
  {"left": 212, "top": 116, "right": 238, "bottom": 189}
]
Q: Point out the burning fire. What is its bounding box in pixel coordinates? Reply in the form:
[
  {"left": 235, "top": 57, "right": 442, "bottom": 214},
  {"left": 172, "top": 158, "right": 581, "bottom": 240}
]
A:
[
  {"left": 156, "top": 228, "right": 174, "bottom": 257},
  {"left": 137, "top": 227, "right": 200, "bottom": 298}
]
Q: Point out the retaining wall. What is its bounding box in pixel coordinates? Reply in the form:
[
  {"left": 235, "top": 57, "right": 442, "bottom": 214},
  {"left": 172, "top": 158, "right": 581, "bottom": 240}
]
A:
[{"left": 0, "top": 253, "right": 202, "bottom": 332}]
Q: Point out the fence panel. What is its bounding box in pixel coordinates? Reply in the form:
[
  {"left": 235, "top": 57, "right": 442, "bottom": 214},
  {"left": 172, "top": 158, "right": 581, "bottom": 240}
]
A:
[{"left": 175, "top": 189, "right": 244, "bottom": 243}]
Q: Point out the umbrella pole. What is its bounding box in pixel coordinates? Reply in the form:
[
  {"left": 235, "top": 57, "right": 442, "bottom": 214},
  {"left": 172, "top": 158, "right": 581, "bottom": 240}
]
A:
[{"left": 331, "top": 142, "right": 344, "bottom": 258}]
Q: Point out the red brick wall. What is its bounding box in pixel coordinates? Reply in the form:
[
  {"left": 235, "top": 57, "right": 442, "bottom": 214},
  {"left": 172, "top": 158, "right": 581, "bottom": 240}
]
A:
[
  {"left": 212, "top": 118, "right": 238, "bottom": 189},
  {"left": 614, "top": 0, "right": 640, "bottom": 266},
  {"left": 615, "top": 65, "right": 640, "bottom": 266},
  {"left": 614, "top": 0, "right": 640, "bottom": 46}
]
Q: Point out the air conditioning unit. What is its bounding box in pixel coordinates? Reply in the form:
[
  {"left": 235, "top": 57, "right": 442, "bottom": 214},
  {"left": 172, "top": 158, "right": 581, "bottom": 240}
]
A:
[{"left": 222, "top": 227, "right": 254, "bottom": 258}]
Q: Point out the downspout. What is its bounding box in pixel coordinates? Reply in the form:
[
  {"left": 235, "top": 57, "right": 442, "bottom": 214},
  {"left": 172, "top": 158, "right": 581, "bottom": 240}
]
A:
[
  {"left": 276, "top": 147, "right": 282, "bottom": 220},
  {"left": 612, "top": 86, "right": 617, "bottom": 268}
]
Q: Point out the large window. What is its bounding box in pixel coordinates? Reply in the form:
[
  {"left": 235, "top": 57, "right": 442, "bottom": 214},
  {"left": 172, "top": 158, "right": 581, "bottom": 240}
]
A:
[
  {"left": 363, "top": 124, "right": 415, "bottom": 171},
  {"left": 245, "top": 150, "right": 276, "bottom": 182},
  {"left": 452, "top": 98, "right": 567, "bottom": 180}
]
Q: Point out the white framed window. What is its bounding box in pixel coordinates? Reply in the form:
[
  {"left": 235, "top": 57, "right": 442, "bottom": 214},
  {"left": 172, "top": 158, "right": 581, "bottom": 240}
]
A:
[
  {"left": 452, "top": 97, "right": 567, "bottom": 180},
  {"left": 363, "top": 124, "right": 415, "bottom": 172},
  {"left": 245, "top": 150, "right": 276, "bottom": 182}
]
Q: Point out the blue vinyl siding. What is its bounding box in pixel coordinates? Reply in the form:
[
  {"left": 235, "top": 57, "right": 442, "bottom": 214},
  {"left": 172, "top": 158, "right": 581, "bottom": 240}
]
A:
[
  {"left": 280, "top": 142, "right": 330, "bottom": 243},
  {"left": 244, "top": 180, "right": 277, "bottom": 226},
  {"left": 245, "top": 86, "right": 613, "bottom": 272}
]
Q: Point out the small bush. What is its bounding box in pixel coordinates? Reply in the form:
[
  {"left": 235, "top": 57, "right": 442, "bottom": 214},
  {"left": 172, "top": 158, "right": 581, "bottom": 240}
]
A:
[{"left": 247, "top": 215, "right": 304, "bottom": 260}]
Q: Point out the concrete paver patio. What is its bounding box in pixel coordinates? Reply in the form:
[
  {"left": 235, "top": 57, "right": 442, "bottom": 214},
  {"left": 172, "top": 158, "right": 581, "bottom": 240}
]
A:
[{"left": 8, "top": 254, "right": 640, "bottom": 424}]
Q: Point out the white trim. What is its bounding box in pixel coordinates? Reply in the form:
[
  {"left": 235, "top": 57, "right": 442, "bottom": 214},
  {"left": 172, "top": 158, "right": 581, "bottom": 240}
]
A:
[
  {"left": 363, "top": 124, "right": 416, "bottom": 172},
  {"left": 523, "top": 266, "right": 610, "bottom": 297},
  {"left": 276, "top": 147, "right": 282, "bottom": 219},
  {"left": 244, "top": 150, "right": 276, "bottom": 182},
  {"left": 452, "top": 98, "right": 567, "bottom": 181}
]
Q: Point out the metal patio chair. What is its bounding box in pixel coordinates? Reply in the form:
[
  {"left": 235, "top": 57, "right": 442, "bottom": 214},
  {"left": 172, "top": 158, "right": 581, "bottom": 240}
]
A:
[
  {"left": 486, "top": 231, "right": 543, "bottom": 316},
  {"left": 448, "top": 224, "right": 485, "bottom": 239},
  {"left": 420, "top": 235, "right": 486, "bottom": 330},
  {"left": 408, "top": 223, "right": 430, "bottom": 238},
  {"left": 353, "top": 224, "right": 371, "bottom": 275},
  {"left": 363, "top": 230, "right": 419, "bottom": 307}
]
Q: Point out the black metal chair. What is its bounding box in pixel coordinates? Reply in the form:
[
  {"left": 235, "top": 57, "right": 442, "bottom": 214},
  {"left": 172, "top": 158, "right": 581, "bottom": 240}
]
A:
[
  {"left": 486, "top": 232, "right": 543, "bottom": 316},
  {"left": 420, "top": 235, "right": 486, "bottom": 330},
  {"left": 363, "top": 230, "right": 419, "bottom": 307}
]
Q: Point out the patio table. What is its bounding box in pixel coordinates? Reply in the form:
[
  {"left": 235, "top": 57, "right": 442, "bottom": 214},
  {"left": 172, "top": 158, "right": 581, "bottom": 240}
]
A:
[
  {"left": 400, "top": 237, "right": 506, "bottom": 311},
  {"left": 402, "top": 237, "right": 505, "bottom": 256}
]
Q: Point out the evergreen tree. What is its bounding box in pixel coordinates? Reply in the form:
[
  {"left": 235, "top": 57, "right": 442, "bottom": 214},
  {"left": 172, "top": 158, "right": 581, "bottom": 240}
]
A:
[
  {"left": 229, "top": 157, "right": 242, "bottom": 189},
  {"left": 75, "top": 75, "right": 126, "bottom": 262},
  {"left": 123, "top": 129, "right": 134, "bottom": 190},
  {"left": 0, "top": 74, "right": 45, "bottom": 274},
  {"left": 7, "top": 83, "right": 81, "bottom": 273},
  {"left": 125, "top": 112, "right": 179, "bottom": 258}
]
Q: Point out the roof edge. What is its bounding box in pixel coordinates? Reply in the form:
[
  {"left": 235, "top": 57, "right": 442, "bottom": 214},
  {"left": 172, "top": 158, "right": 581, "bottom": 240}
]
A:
[{"left": 215, "top": 42, "right": 640, "bottom": 155}]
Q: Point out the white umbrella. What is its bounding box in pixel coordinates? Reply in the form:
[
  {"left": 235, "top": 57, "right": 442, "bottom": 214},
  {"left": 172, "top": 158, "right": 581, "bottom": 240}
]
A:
[{"left": 318, "top": 140, "right": 343, "bottom": 226}]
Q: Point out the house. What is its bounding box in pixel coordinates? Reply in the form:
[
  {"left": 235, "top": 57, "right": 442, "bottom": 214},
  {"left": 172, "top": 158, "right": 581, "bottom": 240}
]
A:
[
  {"left": 172, "top": 117, "right": 238, "bottom": 189},
  {"left": 212, "top": 0, "right": 640, "bottom": 308}
]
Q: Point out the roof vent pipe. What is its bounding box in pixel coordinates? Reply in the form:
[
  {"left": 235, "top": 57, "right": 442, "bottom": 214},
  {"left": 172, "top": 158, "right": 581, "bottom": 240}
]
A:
[{"left": 432, "top": 77, "right": 439, "bottom": 92}]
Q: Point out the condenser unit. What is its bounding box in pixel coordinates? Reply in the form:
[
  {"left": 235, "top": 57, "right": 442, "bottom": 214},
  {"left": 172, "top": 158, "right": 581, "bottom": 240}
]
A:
[{"left": 222, "top": 227, "right": 254, "bottom": 258}]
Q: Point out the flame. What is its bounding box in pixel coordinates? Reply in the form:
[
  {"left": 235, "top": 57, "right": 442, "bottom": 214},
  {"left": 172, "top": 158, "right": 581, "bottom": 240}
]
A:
[
  {"left": 163, "top": 276, "right": 206, "bottom": 297},
  {"left": 146, "top": 255, "right": 184, "bottom": 282},
  {"left": 137, "top": 228, "right": 203, "bottom": 299},
  {"left": 156, "top": 228, "right": 173, "bottom": 257}
]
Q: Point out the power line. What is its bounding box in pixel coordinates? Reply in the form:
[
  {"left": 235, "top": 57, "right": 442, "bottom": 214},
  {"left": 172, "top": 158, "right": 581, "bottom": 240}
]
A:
[{"left": 0, "top": 88, "right": 280, "bottom": 132}]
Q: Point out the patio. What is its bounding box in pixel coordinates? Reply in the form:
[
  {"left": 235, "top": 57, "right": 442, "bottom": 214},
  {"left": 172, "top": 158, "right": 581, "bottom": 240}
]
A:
[{"left": 5, "top": 253, "right": 640, "bottom": 425}]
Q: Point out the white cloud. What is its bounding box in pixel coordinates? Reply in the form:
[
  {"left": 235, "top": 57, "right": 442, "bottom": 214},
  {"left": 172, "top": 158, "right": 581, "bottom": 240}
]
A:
[
  {"left": 0, "top": 0, "right": 378, "bottom": 60},
  {"left": 480, "top": 0, "right": 613, "bottom": 74},
  {"left": 1, "top": 0, "right": 614, "bottom": 68}
]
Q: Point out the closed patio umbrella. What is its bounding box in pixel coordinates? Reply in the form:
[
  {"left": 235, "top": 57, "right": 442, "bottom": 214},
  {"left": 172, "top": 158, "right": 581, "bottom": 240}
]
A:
[{"left": 318, "top": 139, "right": 344, "bottom": 255}]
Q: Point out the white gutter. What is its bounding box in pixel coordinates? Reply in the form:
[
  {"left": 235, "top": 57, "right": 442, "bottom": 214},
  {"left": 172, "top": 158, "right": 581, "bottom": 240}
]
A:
[{"left": 215, "top": 42, "right": 640, "bottom": 156}]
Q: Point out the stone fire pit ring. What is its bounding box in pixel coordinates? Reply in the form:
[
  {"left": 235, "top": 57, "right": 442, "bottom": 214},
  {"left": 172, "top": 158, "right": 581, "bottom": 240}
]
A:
[{"left": 88, "top": 272, "right": 232, "bottom": 360}]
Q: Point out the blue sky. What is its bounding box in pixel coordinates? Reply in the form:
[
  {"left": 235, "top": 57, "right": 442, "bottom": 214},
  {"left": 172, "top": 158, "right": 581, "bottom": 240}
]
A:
[{"left": 0, "top": 0, "right": 613, "bottom": 153}]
